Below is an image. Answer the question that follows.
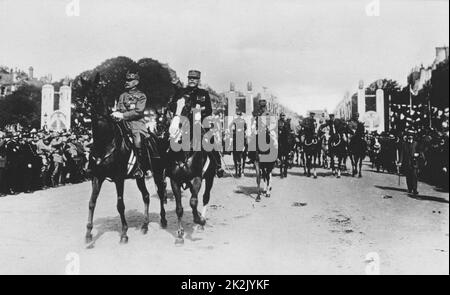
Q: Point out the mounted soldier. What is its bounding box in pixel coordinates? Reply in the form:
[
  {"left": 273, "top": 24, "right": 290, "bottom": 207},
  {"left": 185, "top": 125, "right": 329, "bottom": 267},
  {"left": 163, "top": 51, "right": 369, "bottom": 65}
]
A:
[
  {"left": 111, "top": 71, "right": 149, "bottom": 178},
  {"left": 168, "top": 69, "right": 224, "bottom": 178}
]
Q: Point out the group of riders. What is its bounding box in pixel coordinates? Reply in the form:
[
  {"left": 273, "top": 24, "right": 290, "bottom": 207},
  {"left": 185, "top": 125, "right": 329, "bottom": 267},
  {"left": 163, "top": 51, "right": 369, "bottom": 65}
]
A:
[{"left": 44, "top": 68, "right": 448, "bottom": 245}]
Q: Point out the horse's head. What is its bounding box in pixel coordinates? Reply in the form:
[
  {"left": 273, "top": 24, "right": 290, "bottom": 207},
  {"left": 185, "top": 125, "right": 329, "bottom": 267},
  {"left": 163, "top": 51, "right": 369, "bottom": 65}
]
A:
[{"left": 77, "top": 73, "right": 111, "bottom": 119}]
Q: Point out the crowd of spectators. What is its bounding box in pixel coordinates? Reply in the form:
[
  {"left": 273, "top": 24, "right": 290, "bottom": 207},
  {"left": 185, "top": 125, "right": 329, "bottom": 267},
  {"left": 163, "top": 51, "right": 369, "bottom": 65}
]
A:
[{"left": 0, "top": 127, "right": 93, "bottom": 197}]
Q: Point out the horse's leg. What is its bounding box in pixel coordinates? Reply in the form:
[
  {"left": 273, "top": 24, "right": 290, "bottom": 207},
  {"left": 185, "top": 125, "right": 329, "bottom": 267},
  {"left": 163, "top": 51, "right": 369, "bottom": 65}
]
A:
[
  {"left": 358, "top": 156, "right": 363, "bottom": 178},
  {"left": 331, "top": 154, "right": 336, "bottom": 175},
  {"left": 85, "top": 176, "right": 105, "bottom": 244},
  {"left": 337, "top": 156, "right": 342, "bottom": 178},
  {"left": 115, "top": 179, "right": 128, "bottom": 244},
  {"left": 242, "top": 152, "right": 246, "bottom": 176},
  {"left": 201, "top": 169, "right": 215, "bottom": 221},
  {"left": 190, "top": 177, "right": 206, "bottom": 226},
  {"left": 153, "top": 164, "right": 167, "bottom": 228},
  {"left": 171, "top": 179, "right": 184, "bottom": 244},
  {"left": 266, "top": 169, "right": 272, "bottom": 198},
  {"left": 313, "top": 153, "right": 317, "bottom": 179},
  {"left": 136, "top": 177, "right": 150, "bottom": 234},
  {"left": 255, "top": 161, "right": 261, "bottom": 202}
]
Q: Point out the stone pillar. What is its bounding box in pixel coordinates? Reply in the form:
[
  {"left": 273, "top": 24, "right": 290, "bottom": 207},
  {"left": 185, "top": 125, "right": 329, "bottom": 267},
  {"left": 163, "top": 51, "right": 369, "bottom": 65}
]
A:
[
  {"left": 41, "top": 84, "right": 54, "bottom": 129},
  {"left": 246, "top": 82, "right": 254, "bottom": 116},
  {"left": 376, "top": 88, "right": 385, "bottom": 133},
  {"left": 227, "top": 91, "right": 236, "bottom": 118},
  {"left": 59, "top": 84, "right": 72, "bottom": 130},
  {"left": 357, "top": 80, "right": 365, "bottom": 116}
]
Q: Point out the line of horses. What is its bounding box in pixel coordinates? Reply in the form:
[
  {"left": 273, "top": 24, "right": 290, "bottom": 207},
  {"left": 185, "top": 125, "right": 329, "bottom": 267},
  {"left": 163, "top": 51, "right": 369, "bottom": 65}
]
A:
[{"left": 80, "top": 75, "right": 369, "bottom": 246}]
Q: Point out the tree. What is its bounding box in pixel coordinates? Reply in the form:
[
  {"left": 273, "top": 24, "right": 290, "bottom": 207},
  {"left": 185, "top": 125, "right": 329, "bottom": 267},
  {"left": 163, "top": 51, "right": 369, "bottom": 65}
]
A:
[{"left": 0, "top": 84, "right": 41, "bottom": 129}]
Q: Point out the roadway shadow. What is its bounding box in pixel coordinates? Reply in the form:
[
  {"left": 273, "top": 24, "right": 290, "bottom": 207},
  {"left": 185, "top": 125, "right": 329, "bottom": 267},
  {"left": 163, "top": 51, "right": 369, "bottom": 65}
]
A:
[
  {"left": 233, "top": 185, "right": 258, "bottom": 200},
  {"left": 375, "top": 185, "right": 408, "bottom": 193},
  {"left": 408, "top": 194, "right": 449, "bottom": 204},
  {"left": 375, "top": 185, "right": 449, "bottom": 204},
  {"left": 89, "top": 208, "right": 203, "bottom": 248}
]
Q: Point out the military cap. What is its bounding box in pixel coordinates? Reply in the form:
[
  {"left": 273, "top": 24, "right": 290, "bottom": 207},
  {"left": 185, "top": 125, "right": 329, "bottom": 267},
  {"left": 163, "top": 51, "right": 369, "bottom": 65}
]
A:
[
  {"left": 329, "top": 113, "right": 335, "bottom": 116},
  {"left": 126, "top": 71, "right": 140, "bottom": 81},
  {"left": 187, "top": 70, "right": 201, "bottom": 79},
  {"left": 259, "top": 100, "right": 267, "bottom": 107},
  {"left": 309, "top": 111, "right": 315, "bottom": 116}
]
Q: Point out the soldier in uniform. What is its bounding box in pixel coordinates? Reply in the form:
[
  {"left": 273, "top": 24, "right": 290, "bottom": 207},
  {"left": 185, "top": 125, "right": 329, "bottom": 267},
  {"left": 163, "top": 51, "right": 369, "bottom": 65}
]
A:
[
  {"left": 168, "top": 69, "right": 224, "bottom": 178},
  {"left": 111, "top": 71, "right": 149, "bottom": 178},
  {"left": 398, "top": 130, "right": 421, "bottom": 195}
]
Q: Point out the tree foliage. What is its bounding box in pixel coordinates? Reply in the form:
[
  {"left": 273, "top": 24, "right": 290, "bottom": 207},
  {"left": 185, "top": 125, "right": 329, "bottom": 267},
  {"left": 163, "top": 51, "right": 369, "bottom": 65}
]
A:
[{"left": 0, "top": 84, "right": 41, "bottom": 129}]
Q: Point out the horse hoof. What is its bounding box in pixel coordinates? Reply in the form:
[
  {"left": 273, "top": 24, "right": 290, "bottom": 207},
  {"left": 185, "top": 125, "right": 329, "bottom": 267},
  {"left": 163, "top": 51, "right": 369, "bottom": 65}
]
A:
[
  {"left": 175, "top": 238, "right": 184, "bottom": 245},
  {"left": 256, "top": 196, "right": 261, "bottom": 202},
  {"left": 337, "top": 175, "right": 341, "bottom": 179},
  {"left": 265, "top": 193, "right": 271, "bottom": 198},
  {"left": 161, "top": 219, "right": 168, "bottom": 228},
  {"left": 85, "top": 234, "right": 93, "bottom": 244},
  {"left": 358, "top": 174, "right": 362, "bottom": 178},
  {"left": 120, "top": 236, "right": 129, "bottom": 244},
  {"left": 313, "top": 175, "right": 317, "bottom": 179},
  {"left": 194, "top": 216, "right": 206, "bottom": 226},
  {"left": 141, "top": 225, "right": 148, "bottom": 234}
]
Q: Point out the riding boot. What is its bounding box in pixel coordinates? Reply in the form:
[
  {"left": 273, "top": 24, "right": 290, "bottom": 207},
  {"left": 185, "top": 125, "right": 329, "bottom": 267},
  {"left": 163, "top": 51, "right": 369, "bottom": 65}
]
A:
[{"left": 133, "top": 148, "right": 144, "bottom": 179}]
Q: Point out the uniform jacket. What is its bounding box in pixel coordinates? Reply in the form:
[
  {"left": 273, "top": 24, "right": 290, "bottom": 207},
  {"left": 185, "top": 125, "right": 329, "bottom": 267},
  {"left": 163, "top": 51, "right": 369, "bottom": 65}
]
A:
[
  {"left": 399, "top": 141, "right": 419, "bottom": 169},
  {"left": 116, "top": 88, "right": 149, "bottom": 136},
  {"left": 169, "top": 85, "right": 212, "bottom": 122}
]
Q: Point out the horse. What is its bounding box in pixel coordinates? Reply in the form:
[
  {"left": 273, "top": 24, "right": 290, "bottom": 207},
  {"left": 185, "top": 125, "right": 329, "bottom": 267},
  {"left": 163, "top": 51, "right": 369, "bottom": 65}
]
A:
[
  {"left": 348, "top": 123, "right": 367, "bottom": 178},
  {"left": 81, "top": 74, "right": 167, "bottom": 245},
  {"left": 302, "top": 128, "right": 320, "bottom": 178},
  {"left": 328, "top": 132, "right": 347, "bottom": 178},
  {"left": 164, "top": 101, "right": 217, "bottom": 245},
  {"left": 247, "top": 119, "right": 277, "bottom": 202}
]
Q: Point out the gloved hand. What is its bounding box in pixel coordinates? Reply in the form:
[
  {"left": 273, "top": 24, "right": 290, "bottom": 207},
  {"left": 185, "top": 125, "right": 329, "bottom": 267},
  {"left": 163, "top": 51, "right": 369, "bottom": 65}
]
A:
[{"left": 111, "top": 111, "right": 124, "bottom": 120}]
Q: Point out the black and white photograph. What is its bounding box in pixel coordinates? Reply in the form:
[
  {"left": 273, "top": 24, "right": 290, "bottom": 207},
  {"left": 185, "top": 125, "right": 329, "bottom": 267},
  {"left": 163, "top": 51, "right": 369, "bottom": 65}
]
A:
[{"left": 0, "top": 0, "right": 448, "bottom": 278}]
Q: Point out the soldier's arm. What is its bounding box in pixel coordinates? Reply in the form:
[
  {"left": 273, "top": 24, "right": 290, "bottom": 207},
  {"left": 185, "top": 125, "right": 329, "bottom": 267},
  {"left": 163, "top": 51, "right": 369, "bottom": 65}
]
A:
[
  {"left": 122, "top": 93, "right": 147, "bottom": 121},
  {"left": 203, "top": 91, "right": 213, "bottom": 118},
  {"left": 116, "top": 93, "right": 125, "bottom": 111}
]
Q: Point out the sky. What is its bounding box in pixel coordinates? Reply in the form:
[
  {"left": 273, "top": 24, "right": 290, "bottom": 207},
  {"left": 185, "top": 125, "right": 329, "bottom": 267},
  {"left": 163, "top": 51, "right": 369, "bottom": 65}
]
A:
[{"left": 0, "top": 0, "right": 448, "bottom": 115}]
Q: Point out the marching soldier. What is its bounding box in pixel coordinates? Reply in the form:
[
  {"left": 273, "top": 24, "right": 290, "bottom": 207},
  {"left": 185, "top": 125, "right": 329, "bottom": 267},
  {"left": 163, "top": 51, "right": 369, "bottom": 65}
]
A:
[
  {"left": 168, "top": 69, "right": 224, "bottom": 178},
  {"left": 111, "top": 71, "right": 149, "bottom": 178},
  {"left": 398, "top": 130, "right": 421, "bottom": 195}
]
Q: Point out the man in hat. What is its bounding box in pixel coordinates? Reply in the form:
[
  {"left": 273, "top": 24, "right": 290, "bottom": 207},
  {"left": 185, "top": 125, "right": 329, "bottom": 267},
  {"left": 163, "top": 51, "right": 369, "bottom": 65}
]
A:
[
  {"left": 111, "top": 71, "right": 149, "bottom": 178},
  {"left": 398, "top": 130, "right": 421, "bottom": 195},
  {"left": 168, "top": 69, "right": 224, "bottom": 177}
]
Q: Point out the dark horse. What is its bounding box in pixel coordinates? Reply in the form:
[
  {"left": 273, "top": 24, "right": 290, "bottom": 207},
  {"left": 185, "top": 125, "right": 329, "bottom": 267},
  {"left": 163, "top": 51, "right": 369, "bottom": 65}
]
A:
[
  {"left": 81, "top": 74, "right": 167, "bottom": 245},
  {"left": 302, "top": 128, "right": 320, "bottom": 178},
  {"left": 329, "top": 133, "right": 347, "bottom": 178},
  {"left": 164, "top": 102, "right": 217, "bottom": 244},
  {"left": 247, "top": 119, "right": 277, "bottom": 202},
  {"left": 348, "top": 123, "right": 367, "bottom": 178}
]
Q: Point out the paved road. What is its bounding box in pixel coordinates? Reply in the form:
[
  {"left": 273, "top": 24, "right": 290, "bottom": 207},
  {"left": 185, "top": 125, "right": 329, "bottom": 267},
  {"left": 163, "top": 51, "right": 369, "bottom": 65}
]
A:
[{"left": 0, "top": 156, "right": 448, "bottom": 274}]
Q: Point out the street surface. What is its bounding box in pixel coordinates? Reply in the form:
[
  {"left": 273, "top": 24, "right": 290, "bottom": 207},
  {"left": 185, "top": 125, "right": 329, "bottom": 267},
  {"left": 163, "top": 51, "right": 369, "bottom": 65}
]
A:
[{"left": 0, "top": 156, "right": 448, "bottom": 275}]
